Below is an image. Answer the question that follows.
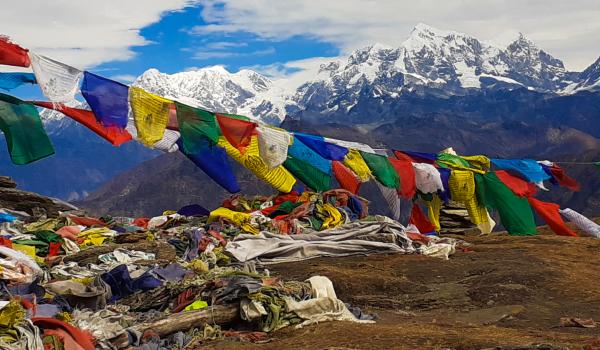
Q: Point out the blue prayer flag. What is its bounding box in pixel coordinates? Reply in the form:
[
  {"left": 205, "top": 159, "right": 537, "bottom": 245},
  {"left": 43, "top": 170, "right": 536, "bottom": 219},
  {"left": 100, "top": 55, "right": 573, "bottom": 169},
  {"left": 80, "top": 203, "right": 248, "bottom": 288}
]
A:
[
  {"left": 0, "top": 73, "right": 36, "bottom": 90},
  {"left": 81, "top": 71, "right": 129, "bottom": 128},
  {"left": 294, "top": 133, "right": 348, "bottom": 161}
]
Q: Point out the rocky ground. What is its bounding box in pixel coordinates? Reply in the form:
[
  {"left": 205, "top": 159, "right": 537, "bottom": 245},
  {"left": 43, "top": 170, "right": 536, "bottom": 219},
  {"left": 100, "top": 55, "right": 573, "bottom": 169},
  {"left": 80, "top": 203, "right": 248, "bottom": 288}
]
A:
[{"left": 198, "top": 225, "right": 600, "bottom": 350}]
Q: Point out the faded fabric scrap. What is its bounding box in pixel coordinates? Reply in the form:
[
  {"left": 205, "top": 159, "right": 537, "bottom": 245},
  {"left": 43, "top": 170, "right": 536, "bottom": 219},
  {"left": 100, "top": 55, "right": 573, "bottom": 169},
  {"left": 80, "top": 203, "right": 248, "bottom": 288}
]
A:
[
  {"left": 343, "top": 149, "right": 372, "bottom": 182},
  {"left": 126, "top": 122, "right": 180, "bottom": 153},
  {"left": 539, "top": 162, "right": 580, "bottom": 192},
  {"left": 294, "top": 133, "right": 348, "bottom": 161},
  {"left": 360, "top": 151, "right": 399, "bottom": 189},
  {"left": 413, "top": 163, "right": 444, "bottom": 194},
  {"left": 29, "top": 52, "right": 82, "bottom": 104},
  {"left": 559, "top": 208, "right": 600, "bottom": 238},
  {"left": 527, "top": 197, "right": 577, "bottom": 237},
  {"left": 491, "top": 158, "right": 551, "bottom": 184},
  {"left": 81, "top": 71, "right": 129, "bottom": 128},
  {"left": 324, "top": 138, "right": 374, "bottom": 153},
  {"left": 475, "top": 172, "right": 537, "bottom": 236},
  {"left": 0, "top": 94, "right": 54, "bottom": 164},
  {"left": 175, "top": 102, "right": 221, "bottom": 152},
  {"left": 34, "top": 102, "right": 132, "bottom": 146},
  {"left": 179, "top": 139, "right": 240, "bottom": 193},
  {"left": 288, "top": 136, "right": 331, "bottom": 175},
  {"left": 375, "top": 181, "right": 401, "bottom": 220},
  {"left": 0, "top": 73, "right": 36, "bottom": 90},
  {"left": 256, "top": 125, "right": 291, "bottom": 169},
  {"left": 217, "top": 114, "right": 257, "bottom": 153},
  {"left": 284, "top": 155, "right": 331, "bottom": 192},
  {"left": 219, "top": 136, "right": 296, "bottom": 193},
  {"left": 495, "top": 170, "right": 537, "bottom": 197},
  {"left": 0, "top": 37, "right": 30, "bottom": 67},
  {"left": 332, "top": 161, "right": 361, "bottom": 194},
  {"left": 129, "top": 86, "right": 172, "bottom": 146},
  {"left": 396, "top": 150, "right": 437, "bottom": 164}
]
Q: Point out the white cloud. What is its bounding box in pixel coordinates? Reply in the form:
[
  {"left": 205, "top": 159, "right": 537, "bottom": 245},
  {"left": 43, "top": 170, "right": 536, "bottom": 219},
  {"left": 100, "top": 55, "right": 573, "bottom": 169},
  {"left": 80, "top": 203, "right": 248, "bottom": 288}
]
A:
[
  {"left": 0, "top": 0, "right": 197, "bottom": 69},
  {"left": 110, "top": 74, "right": 137, "bottom": 83},
  {"left": 192, "top": 47, "right": 275, "bottom": 60},
  {"left": 195, "top": 0, "right": 600, "bottom": 70},
  {"left": 244, "top": 56, "right": 343, "bottom": 90}
]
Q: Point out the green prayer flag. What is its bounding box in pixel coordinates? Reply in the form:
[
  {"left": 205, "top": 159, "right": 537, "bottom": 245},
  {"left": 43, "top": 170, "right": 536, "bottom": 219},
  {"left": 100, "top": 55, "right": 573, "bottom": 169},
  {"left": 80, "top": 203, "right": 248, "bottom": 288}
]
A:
[
  {"left": 436, "top": 153, "right": 469, "bottom": 168},
  {"left": 284, "top": 155, "right": 331, "bottom": 192},
  {"left": 0, "top": 93, "right": 54, "bottom": 165},
  {"left": 175, "top": 102, "right": 221, "bottom": 152},
  {"left": 594, "top": 162, "right": 600, "bottom": 169},
  {"left": 475, "top": 172, "right": 537, "bottom": 236},
  {"left": 359, "top": 151, "right": 400, "bottom": 189}
]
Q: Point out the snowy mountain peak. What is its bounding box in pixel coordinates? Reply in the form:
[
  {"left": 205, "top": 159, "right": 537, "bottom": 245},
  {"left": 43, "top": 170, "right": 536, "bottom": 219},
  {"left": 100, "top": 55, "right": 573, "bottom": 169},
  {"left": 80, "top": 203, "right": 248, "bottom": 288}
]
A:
[{"left": 134, "top": 66, "right": 288, "bottom": 124}]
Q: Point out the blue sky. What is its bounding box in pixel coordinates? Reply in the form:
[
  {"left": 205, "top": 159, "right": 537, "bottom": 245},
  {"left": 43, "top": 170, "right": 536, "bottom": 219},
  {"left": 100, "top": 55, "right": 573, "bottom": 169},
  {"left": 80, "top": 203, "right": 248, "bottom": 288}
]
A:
[{"left": 94, "top": 6, "right": 339, "bottom": 79}]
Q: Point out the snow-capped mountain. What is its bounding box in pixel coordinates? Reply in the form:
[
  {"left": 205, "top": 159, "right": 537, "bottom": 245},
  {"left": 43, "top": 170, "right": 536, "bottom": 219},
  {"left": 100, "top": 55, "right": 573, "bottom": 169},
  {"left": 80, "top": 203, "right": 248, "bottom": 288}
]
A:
[
  {"left": 129, "top": 23, "right": 597, "bottom": 124},
  {"left": 133, "top": 66, "right": 289, "bottom": 124},
  {"left": 564, "top": 57, "right": 600, "bottom": 92}
]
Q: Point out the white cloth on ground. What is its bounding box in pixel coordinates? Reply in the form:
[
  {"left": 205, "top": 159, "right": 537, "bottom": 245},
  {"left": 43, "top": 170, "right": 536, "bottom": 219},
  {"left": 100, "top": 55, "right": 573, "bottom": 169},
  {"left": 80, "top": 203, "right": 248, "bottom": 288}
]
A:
[
  {"left": 29, "top": 52, "right": 82, "bottom": 104},
  {"left": 98, "top": 249, "right": 155, "bottom": 264},
  {"left": 285, "top": 275, "right": 374, "bottom": 329},
  {"left": 0, "top": 246, "right": 43, "bottom": 283},
  {"left": 413, "top": 163, "right": 444, "bottom": 194},
  {"left": 226, "top": 221, "right": 416, "bottom": 264},
  {"left": 560, "top": 208, "right": 600, "bottom": 238}
]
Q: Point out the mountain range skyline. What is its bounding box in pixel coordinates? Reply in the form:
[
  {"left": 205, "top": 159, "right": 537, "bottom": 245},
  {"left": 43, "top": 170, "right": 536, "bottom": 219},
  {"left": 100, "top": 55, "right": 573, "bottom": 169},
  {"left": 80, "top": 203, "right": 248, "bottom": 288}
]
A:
[{"left": 37, "top": 23, "right": 600, "bottom": 127}]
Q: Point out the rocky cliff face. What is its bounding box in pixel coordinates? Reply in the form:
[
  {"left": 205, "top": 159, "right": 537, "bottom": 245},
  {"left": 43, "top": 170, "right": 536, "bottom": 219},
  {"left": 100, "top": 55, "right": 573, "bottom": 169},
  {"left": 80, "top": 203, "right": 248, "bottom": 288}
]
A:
[{"left": 0, "top": 176, "right": 77, "bottom": 218}]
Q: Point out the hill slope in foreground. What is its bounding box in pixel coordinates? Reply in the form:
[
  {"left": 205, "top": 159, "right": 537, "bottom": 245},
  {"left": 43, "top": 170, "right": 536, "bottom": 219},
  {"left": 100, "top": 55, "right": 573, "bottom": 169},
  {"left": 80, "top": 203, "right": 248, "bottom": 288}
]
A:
[
  {"left": 2, "top": 177, "right": 600, "bottom": 349},
  {"left": 200, "top": 227, "right": 600, "bottom": 350}
]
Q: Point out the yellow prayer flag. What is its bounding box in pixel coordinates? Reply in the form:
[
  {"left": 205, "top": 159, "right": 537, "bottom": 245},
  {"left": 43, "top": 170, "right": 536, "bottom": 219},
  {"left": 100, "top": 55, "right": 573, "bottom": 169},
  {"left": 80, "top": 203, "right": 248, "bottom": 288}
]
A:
[{"left": 129, "top": 86, "right": 172, "bottom": 146}]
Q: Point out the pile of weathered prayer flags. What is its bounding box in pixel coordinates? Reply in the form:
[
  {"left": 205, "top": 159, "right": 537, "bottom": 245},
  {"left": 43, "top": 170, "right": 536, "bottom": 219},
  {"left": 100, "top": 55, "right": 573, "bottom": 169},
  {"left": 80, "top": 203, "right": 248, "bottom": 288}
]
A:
[{"left": 0, "top": 36, "right": 597, "bottom": 237}]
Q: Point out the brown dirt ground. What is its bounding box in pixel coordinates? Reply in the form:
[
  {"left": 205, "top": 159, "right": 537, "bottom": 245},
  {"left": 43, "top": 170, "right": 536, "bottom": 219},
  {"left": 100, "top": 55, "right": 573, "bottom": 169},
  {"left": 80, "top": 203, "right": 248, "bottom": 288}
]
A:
[{"left": 199, "top": 222, "right": 600, "bottom": 350}]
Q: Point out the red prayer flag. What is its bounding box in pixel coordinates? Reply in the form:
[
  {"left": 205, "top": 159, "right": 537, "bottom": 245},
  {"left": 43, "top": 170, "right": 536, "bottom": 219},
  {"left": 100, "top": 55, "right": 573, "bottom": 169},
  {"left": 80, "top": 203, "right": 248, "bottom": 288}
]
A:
[
  {"left": 495, "top": 170, "right": 537, "bottom": 197},
  {"left": 332, "top": 160, "right": 361, "bottom": 194},
  {"left": 33, "top": 102, "right": 132, "bottom": 146},
  {"left": 409, "top": 204, "right": 436, "bottom": 234},
  {"left": 527, "top": 197, "right": 578, "bottom": 237},
  {"left": 389, "top": 157, "right": 416, "bottom": 198},
  {"left": 549, "top": 165, "right": 580, "bottom": 191},
  {"left": 166, "top": 103, "right": 179, "bottom": 131},
  {"left": 0, "top": 36, "right": 30, "bottom": 67},
  {"left": 216, "top": 113, "right": 256, "bottom": 153}
]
